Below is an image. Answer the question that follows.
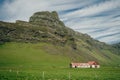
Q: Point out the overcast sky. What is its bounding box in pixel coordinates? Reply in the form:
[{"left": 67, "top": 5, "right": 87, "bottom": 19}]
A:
[{"left": 0, "top": 0, "right": 120, "bottom": 44}]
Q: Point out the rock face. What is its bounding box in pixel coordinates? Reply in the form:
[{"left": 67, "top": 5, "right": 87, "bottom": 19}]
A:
[
  {"left": 29, "top": 11, "right": 65, "bottom": 27},
  {"left": 0, "top": 11, "right": 77, "bottom": 49},
  {"left": 29, "top": 11, "right": 59, "bottom": 22},
  {"left": 112, "top": 43, "right": 120, "bottom": 54},
  {"left": 28, "top": 11, "right": 77, "bottom": 48}
]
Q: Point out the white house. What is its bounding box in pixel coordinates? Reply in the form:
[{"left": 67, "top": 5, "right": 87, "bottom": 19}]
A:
[{"left": 70, "top": 61, "right": 100, "bottom": 68}]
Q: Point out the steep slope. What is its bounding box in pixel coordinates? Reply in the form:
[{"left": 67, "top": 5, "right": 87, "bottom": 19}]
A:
[
  {"left": 113, "top": 43, "right": 120, "bottom": 49},
  {"left": 112, "top": 43, "right": 120, "bottom": 54},
  {"left": 0, "top": 11, "right": 120, "bottom": 67}
]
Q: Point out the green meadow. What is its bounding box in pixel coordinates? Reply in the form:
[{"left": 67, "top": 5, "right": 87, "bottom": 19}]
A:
[
  {"left": 0, "top": 42, "right": 120, "bottom": 80},
  {"left": 0, "top": 67, "right": 120, "bottom": 80}
]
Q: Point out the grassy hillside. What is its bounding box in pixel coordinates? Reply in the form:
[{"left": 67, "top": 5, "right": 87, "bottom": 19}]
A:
[
  {"left": 0, "top": 42, "right": 120, "bottom": 69},
  {"left": 0, "top": 42, "right": 120, "bottom": 80},
  {"left": 0, "top": 42, "right": 70, "bottom": 69}
]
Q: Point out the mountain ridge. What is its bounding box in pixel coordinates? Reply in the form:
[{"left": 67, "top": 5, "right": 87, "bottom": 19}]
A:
[{"left": 0, "top": 11, "right": 120, "bottom": 66}]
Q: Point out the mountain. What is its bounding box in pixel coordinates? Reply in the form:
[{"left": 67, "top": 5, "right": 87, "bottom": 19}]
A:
[
  {"left": 0, "top": 11, "right": 120, "bottom": 67},
  {"left": 112, "top": 43, "right": 120, "bottom": 54},
  {"left": 113, "top": 43, "right": 120, "bottom": 48}
]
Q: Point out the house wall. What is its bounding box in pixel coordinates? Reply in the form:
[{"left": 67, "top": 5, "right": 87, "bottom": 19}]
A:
[
  {"left": 96, "top": 65, "right": 100, "bottom": 68},
  {"left": 92, "top": 65, "right": 95, "bottom": 68},
  {"left": 70, "top": 63, "right": 100, "bottom": 68},
  {"left": 71, "top": 65, "right": 100, "bottom": 68},
  {"left": 71, "top": 65, "right": 91, "bottom": 68},
  {"left": 80, "top": 65, "right": 90, "bottom": 68},
  {"left": 72, "top": 65, "right": 75, "bottom": 68}
]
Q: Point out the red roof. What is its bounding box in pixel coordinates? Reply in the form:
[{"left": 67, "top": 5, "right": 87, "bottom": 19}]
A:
[
  {"left": 71, "top": 61, "right": 99, "bottom": 66},
  {"left": 71, "top": 63, "right": 89, "bottom": 66},
  {"left": 88, "top": 61, "right": 98, "bottom": 65}
]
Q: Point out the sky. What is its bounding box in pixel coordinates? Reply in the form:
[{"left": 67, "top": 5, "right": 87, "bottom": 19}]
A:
[{"left": 0, "top": 0, "right": 120, "bottom": 44}]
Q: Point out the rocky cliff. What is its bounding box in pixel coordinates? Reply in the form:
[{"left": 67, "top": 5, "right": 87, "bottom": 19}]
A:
[{"left": 0, "top": 11, "right": 77, "bottom": 49}]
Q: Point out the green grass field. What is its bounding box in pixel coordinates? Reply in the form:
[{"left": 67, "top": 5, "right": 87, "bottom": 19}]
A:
[
  {"left": 0, "top": 42, "right": 120, "bottom": 80},
  {"left": 0, "top": 67, "right": 120, "bottom": 80}
]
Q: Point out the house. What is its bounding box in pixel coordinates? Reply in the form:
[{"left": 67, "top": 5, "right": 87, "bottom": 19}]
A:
[
  {"left": 70, "top": 61, "right": 100, "bottom": 68},
  {"left": 88, "top": 61, "right": 100, "bottom": 68},
  {"left": 70, "top": 63, "right": 90, "bottom": 68}
]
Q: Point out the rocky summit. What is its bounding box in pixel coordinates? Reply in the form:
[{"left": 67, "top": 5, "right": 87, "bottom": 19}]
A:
[
  {"left": 0, "top": 11, "right": 120, "bottom": 65},
  {"left": 29, "top": 11, "right": 65, "bottom": 27},
  {"left": 29, "top": 11, "right": 59, "bottom": 22}
]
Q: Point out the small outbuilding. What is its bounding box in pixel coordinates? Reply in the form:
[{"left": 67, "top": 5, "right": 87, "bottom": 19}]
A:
[{"left": 70, "top": 61, "right": 100, "bottom": 68}]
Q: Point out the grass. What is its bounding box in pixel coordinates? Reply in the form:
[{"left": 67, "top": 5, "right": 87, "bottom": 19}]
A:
[
  {"left": 0, "top": 42, "right": 120, "bottom": 80},
  {"left": 0, "top": 42, "right": 70, "bottom": 68},
  {"left": 0, "top": 67, "right": 120, "bottom": 80}
]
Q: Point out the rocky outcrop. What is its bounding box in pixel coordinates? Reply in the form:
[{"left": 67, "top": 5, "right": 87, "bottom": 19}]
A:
[
  {"left": 29, "top": 11, "right": 65, "bottom": 27},
  {"left": 0, "top": 11, "right": 77, "bottom": 49},
  {"left": 29, "top": 11, "right": 59, "bottom": 22}
]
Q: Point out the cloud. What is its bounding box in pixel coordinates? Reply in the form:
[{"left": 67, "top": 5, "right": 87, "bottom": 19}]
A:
[
  {"left": 0, "top": 0, "right": 120, "bottom": 44},
  {"left": 98, "top": 34, "right": 120, "bottom": 44},
  {"left": 0, "top": 0, "right": 97, "bottom": 21},
  {"left": 62, "top": 0, "right": 120, "bottom": 44},
  {"left": 61, "top": 0, "right": 120, "bottom": 18}
]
